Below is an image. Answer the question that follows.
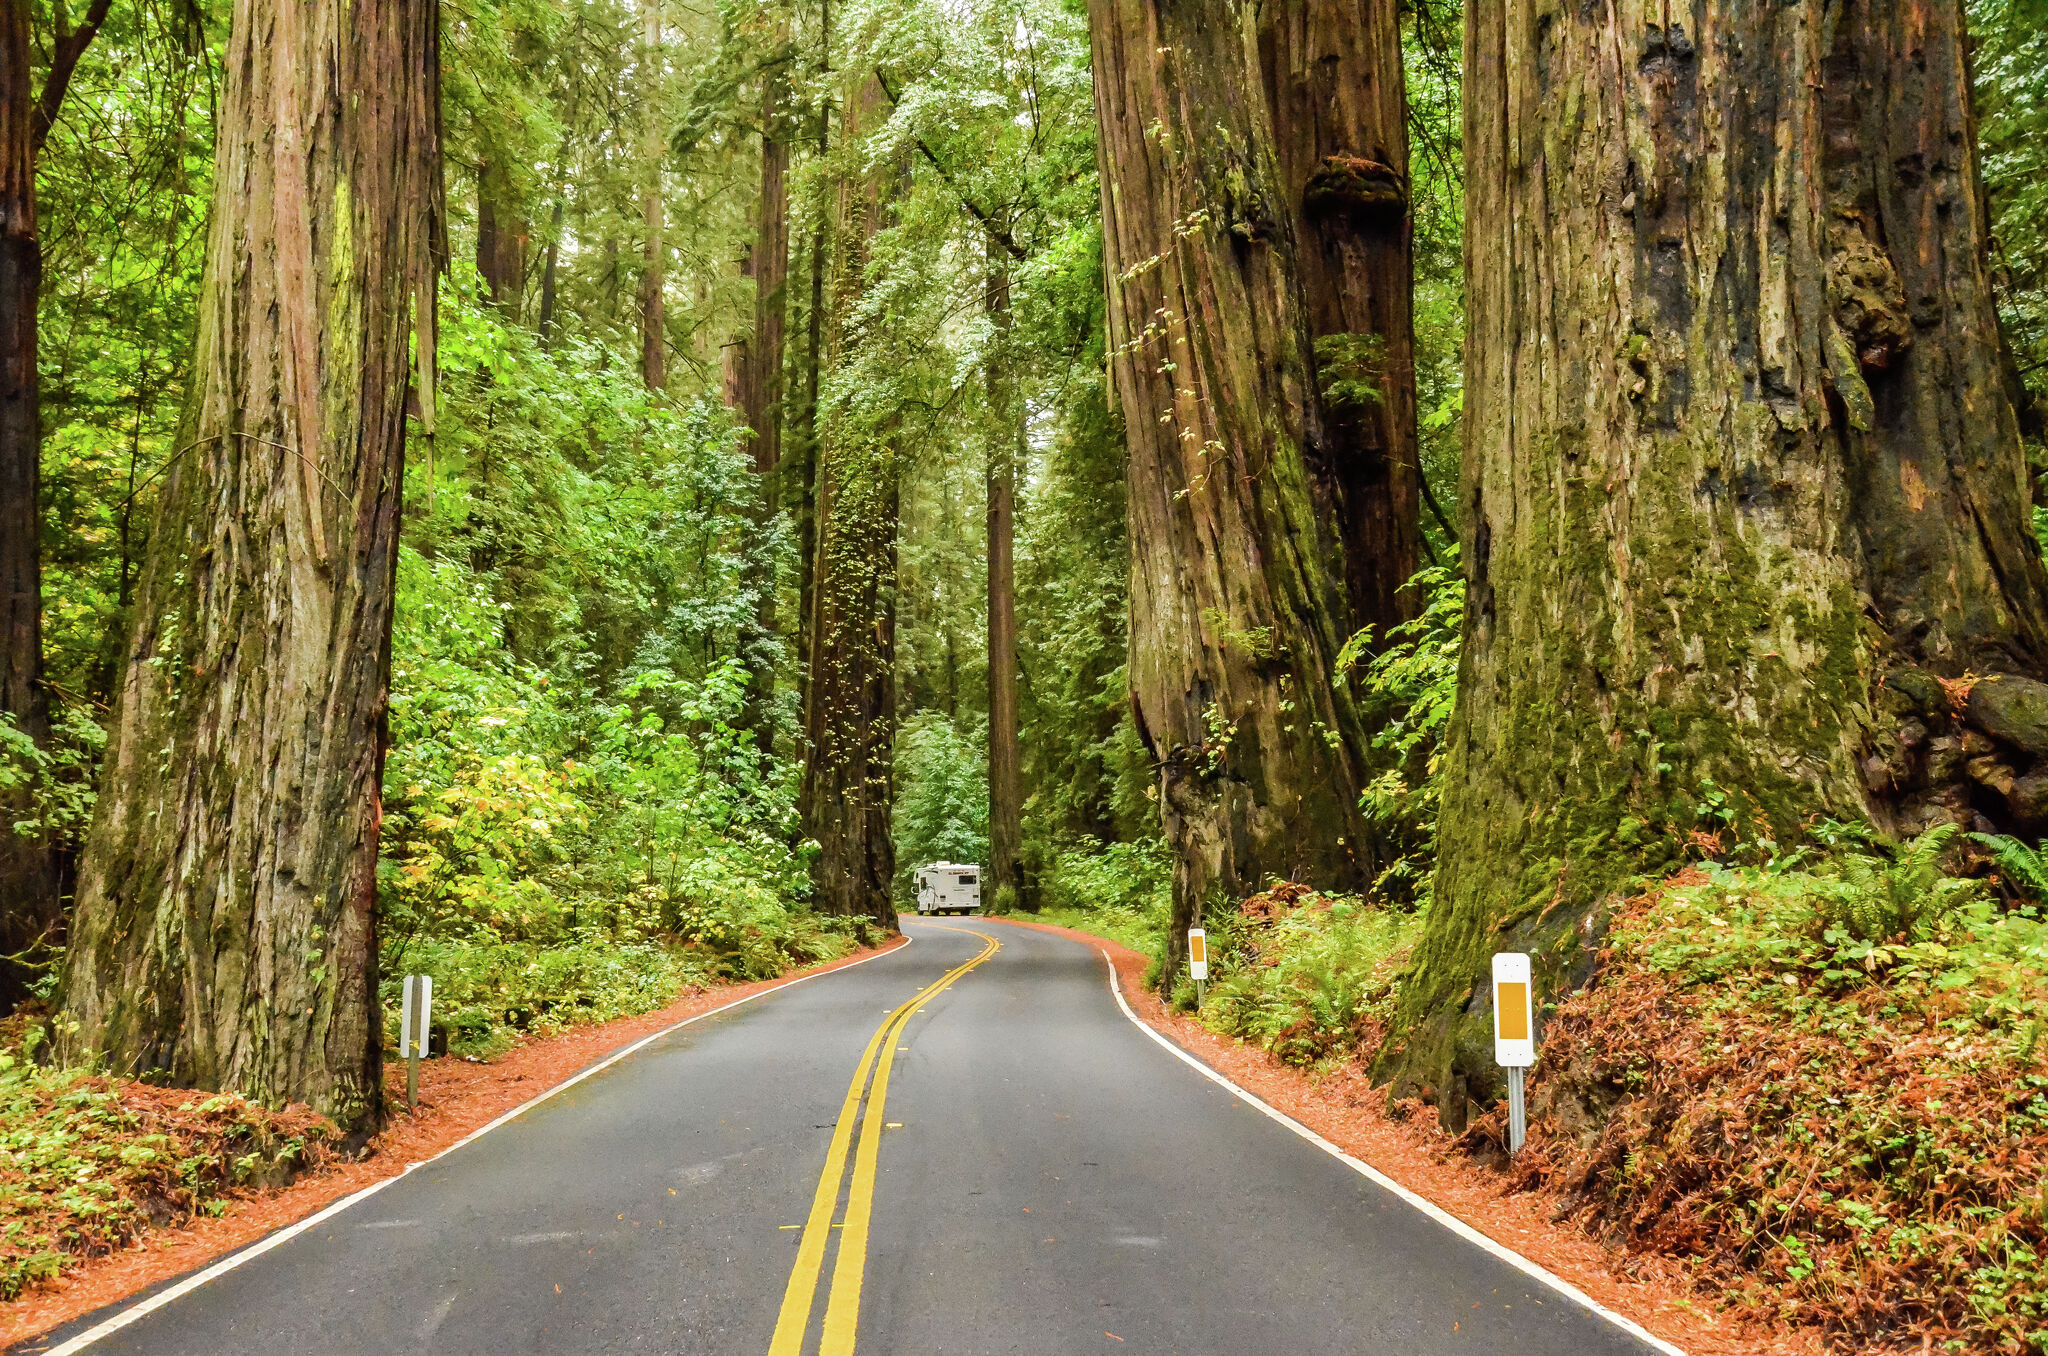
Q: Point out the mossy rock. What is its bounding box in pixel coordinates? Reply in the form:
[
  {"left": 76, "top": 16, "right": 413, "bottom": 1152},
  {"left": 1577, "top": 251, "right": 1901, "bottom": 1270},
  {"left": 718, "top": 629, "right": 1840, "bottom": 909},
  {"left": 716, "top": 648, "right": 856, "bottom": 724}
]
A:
[{"left": 1966, "top": 673, "right": 2048, "bottom": 756}]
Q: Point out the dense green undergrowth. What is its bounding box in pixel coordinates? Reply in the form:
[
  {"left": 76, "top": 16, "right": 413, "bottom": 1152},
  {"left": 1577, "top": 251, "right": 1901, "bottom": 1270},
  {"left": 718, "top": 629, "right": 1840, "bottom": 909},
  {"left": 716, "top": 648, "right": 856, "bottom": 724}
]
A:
[
  {"left": 0, "top": 1057, "right": 331, "bottom": 1300},
  {"left": 1516, "top": 830, "right": 2048, "bottom": 1353}
]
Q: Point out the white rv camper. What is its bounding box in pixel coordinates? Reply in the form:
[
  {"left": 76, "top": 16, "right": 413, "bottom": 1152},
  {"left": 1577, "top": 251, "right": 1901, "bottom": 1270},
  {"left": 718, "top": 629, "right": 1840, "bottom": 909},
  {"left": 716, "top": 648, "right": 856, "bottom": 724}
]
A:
[{"left": 915, "top": 862, "right": 981, "bottom": 915}]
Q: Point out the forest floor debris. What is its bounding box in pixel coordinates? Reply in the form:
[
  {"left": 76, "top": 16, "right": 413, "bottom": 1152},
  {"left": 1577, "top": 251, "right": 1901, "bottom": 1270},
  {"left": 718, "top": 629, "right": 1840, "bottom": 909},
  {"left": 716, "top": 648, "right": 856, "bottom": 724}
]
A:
[{"left": 0, "top": 936, "right": 906, "bottom": 1350}]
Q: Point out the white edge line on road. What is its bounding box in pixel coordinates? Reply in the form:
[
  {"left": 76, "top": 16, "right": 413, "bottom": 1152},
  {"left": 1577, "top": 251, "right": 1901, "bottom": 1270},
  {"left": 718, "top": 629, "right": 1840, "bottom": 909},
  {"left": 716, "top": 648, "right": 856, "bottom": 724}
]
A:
[
  {"left": 36, "top": 936, "right": 917, "bottom": 1356},
  {"left": 1096, "top": 948, "right": 1689, "bottom": 1356}
]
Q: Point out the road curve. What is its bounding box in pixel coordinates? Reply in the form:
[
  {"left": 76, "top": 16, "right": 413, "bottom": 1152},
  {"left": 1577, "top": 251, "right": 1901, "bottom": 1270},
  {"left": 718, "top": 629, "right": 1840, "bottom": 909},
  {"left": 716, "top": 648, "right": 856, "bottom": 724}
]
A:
[{"left": 22, "top": 918, "right": 1666, "bottom": 1355}]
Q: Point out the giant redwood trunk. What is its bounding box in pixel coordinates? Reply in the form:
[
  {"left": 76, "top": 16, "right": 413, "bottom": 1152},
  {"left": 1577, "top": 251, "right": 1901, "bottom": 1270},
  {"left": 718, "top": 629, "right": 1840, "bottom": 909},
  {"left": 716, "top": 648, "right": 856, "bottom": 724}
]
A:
[
  {"left": 475, "top": 158, "right": 527, "bottom": 316},
  {"left": 1091, "top": 0, "right": 1378, "bottom": 981},
  {"left": 1388, "top": 0, "right": 2048, "bottom": 1121},
  {"left": 638, "top": 0, "right": 666, "bottom": 392},
  {"left": 1257, "top": 0, "right": 1421, "bottom": 636},
  {"left": 799, "top": 74, "right": 897, "bottom": 925},
  {"left": 57, "top": 0, "right": 441, "bottom": 1127},
  {"left": 0, "top": 0, "right": 54, "bottom": 982},
  {"left": 738, "top": 51, "right": 789, "bottom": 743},
  {"left": 985, "top": 271, "right": 1023, "bottom": 913}
]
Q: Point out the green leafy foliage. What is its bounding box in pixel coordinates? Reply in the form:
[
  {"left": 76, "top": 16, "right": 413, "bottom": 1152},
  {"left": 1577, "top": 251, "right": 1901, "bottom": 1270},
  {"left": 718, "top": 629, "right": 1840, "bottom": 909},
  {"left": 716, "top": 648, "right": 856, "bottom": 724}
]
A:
[
  {"left": 0, "top": 1060, "right": 331, "bottom": 1299},
  {"left": 892, "top": 713, "right": 991, "bottom": 902},
  {"left": 1032, "top": 837, "right": 1173, "bottom": 955},
  {"left": 1340, "top": 554, "right": 1463, "bottom": 905},
  {"left": 1195, "top": 883, "right": 1421, "bottom": 1067},
  {"left": 1523, "top": 846, "right": 2048, "bottom": 1351}
]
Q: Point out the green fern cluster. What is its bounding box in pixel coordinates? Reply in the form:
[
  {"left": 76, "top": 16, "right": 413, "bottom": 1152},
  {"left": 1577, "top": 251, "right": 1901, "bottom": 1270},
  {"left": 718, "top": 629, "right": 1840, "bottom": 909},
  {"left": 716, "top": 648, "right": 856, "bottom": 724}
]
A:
[{"left": 1812, "top": 823, "right": 1982, "bottom": 944}]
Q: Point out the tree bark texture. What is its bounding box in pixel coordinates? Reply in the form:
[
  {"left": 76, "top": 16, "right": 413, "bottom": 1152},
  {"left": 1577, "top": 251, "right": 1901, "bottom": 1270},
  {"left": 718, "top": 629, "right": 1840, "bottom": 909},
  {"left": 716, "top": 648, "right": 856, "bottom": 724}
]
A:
[
  {"left": 800, "top": 73, "right": 897, "bottom": 926},
  {"left": 1390, "top": 0, "right": 2048, "bottom": 1121},
  {"left": 1256, "top": 0, "right": 1421, "bottom": 636},
  {"left": 0, "top": 0, "right": 56, "bottom": 977},
  {"left": 985, "top": 271, "right": 1024, "bottom": 912},
  {"left": 1091, "top": 0, "right": 1378, "bottom": 981},
  {"left": 57, "top": 0, "right": 441, "bottom": 1128},
  {"left": 739, "top": 55, "right": 789, "bottom": 742},
  {"left": 638, "top": 0, "right": 666, "bottom": 392},
  {"left": 475, "top": 158, "right": 527, "bottom": 316}
]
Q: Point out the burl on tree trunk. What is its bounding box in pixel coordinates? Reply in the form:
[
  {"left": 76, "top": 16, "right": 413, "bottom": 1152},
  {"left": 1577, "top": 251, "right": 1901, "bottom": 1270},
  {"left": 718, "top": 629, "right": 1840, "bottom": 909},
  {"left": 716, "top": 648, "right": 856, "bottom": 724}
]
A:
[
  {"left": 1090, "top": 0, "right": 1380, "bottom": 984},
  {"left": 1257, "top": 0, "right": 1422, "bottom": 637},
  {"left": 57, "top": 0, "right": 441, "bottom": 1129},
  {"left": 1388, "top": 0, "right": 2048, "bottom": 1124},
  {"left": 800, "top": 73, "right": 898, "bottom": 927}
]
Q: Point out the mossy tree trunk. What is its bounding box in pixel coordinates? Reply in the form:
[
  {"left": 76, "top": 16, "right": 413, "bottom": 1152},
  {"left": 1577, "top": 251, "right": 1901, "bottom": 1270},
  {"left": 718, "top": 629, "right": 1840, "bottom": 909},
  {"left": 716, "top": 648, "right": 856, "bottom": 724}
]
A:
[
  {"left": 1257, "top": 0, "right": 1421, "bottom": 636},
  {"left": 56, "top": 0, "right": 441, "bottom": 1129},
  {"left": 1090, "top": 0, "right": 1378, "bottom": 984},
  {"left": 738, "top": 40, "right": 789, "bottom": 744},
  {"left": 985, "top": 268, "right": 1024, "bottom": 913},
  {"left": 800, "top": 73, "right": 898, "bottom": 926},
  {"left": 475, "top": 158, "right": 527, "bottom": 317},
  {"left": 1388, "top": 0, "right": 2048, "bottom": 1125}
]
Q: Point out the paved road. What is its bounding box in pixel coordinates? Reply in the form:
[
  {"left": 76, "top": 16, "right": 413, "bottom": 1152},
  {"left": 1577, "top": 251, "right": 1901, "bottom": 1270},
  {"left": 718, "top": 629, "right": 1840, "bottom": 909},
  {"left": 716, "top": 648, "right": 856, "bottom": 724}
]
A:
[{"left": 26, "top": 919, "right": 1665, "bottom": 1355}]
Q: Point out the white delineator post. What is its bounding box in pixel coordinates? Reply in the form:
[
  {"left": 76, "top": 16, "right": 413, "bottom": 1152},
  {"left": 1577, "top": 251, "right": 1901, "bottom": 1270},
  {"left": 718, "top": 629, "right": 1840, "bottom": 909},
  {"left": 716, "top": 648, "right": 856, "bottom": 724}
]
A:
[
  {"left": 1491, "top": 953, "right": 1535, "bottom": 1154},
  {"left": 400, "top": 974, "right": 433, "bottom": 1115},
  {"left": 1187, "top": 928, "right": 1208, "bottom": 1006}
]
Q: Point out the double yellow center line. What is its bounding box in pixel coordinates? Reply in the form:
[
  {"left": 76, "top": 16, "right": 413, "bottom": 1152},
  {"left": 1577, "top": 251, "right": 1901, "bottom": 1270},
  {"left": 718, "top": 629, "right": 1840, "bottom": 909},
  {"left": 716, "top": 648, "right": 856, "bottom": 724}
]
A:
[{"left": 768, "top": 927, "right": 1000, "bottom": 1356}]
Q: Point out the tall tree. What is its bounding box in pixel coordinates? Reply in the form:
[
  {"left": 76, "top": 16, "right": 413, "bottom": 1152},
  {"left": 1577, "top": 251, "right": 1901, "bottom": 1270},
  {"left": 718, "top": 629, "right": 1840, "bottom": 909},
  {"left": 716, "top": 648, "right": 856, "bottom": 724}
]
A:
[
  {"left": 475, "top": 157, "right": 526, "bottom": 314},
  {"left": 0, "top": 0, "right": 116, "bottom": 992},
  {"left": 1257, "top": 0, "right": 1420, "bottom": 635},
  {"left": 1387, "top": 0, "right": 2048, "bottom": 1122},
  {"left": 638, "top": 0, "right": 665, "bottom": 391},
  {"left": 57, "top": 0, "right": 441, "bottom": 1126},
  {"left": 738, "top": 23, "right": 789, "bottom": 742},
  {"left": 985, "top": 268, "right": 1023, "bottom": 911},
  {"left": 801, "top": 71, "right": 898, "bottom": 924},
  {"left": 1091, "top": 0, "right": 1377, "bottom": 980}
]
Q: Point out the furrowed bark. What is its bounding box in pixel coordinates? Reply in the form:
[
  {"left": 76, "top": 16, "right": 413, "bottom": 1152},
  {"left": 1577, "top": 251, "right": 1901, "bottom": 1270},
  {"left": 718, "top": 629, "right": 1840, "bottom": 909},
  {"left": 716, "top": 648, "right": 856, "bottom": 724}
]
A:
[
  {"left": 985, "top": 269, "right": 1024, "bottom": 913},
  {"left": 1090, "top": 0, "right": 1377, "bottom": 985},
  {"left": 0, "top": 0, "right": 55, "bottom": 990},
  {"left": 1389, "top": 0, "right": 2048, "bottom": 1125},
  {"left": 1256, "top": 0, "right": 1421, "bottom": 637},
  {"left": 57, "top": 0, "right": 442, "bottom": 1129},
  {"left": 800, "top": 72, "right": 898, "bottom": 926}
]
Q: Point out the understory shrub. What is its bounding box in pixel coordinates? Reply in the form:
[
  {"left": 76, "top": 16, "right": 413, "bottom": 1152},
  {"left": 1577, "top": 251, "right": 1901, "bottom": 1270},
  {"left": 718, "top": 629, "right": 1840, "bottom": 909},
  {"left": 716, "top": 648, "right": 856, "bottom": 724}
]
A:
[
  {"left": 1516, "top": 832, "right": 2048, "bottom": 1352},
  {"left": 1197, "top": 882, "right": 1422, "bottom": 1067}
]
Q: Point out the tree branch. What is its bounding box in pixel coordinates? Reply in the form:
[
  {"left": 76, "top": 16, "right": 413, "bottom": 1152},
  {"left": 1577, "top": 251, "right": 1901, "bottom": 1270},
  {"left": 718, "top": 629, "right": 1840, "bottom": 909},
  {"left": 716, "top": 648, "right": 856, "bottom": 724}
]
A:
[
  {"left": 873, "top": 66, "right": 1027, "bottom": 262},
  {"left": 32, "top": 0, "right": 115, "bottom": 155}
]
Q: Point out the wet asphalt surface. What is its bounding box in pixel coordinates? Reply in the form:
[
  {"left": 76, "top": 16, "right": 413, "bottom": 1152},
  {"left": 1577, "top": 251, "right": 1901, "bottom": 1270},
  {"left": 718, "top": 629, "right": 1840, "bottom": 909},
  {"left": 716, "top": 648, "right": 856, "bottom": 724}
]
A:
[{"left": 23, "top": 918, "right": 1662, "bottom": 1355}]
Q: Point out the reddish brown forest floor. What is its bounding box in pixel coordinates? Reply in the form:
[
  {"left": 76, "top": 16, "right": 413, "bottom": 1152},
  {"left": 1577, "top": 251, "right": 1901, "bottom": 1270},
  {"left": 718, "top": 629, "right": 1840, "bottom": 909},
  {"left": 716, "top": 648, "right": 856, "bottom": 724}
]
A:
[
  {"left": 0, "top": 936, "right": 907, "bottom": 1351},
  {"left": 986, "top": 915, "right": 1822, "bottom": 1356}
]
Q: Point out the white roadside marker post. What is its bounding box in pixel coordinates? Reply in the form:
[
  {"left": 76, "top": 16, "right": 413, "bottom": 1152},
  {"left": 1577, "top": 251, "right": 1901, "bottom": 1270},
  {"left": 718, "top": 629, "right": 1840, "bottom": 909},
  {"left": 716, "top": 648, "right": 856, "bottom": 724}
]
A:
[
  {"left": 399, "top": 974, "right": 433, "bottom": 1115},
  {"left": 1187, "top": 928, "right": 1208, "bottom": 1007},
  {"left": 1491, "top": 953, "right": 1535, "bottom": 1154}
]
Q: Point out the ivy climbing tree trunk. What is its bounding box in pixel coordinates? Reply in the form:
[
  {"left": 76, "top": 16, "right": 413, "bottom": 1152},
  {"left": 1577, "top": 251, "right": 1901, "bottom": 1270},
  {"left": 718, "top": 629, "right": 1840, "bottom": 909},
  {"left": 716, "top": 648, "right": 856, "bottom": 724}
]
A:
[
  {"left": 1090, "top": 0, "right": 1377, "bottom": 983},
  {"left": 1387, "top": 0, "right": 2048, "bottom": 1126},
  {"left": 800, "top": 72, "right": 897, "bottom": 926},
  {"left": 1257, "top": 0, "right": 1420, "bottom": 635},
  {"left": 56, "top": 0, "right": 442, "bottom": 1128},
  {"left": 985, "top": 269, "right": 1024, "bottom": 913}
]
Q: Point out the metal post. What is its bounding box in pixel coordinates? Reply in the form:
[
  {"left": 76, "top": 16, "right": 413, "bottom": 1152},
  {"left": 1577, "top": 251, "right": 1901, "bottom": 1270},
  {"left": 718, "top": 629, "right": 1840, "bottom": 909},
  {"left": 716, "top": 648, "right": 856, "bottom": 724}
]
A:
[
  {"left": 1506, "top": 1065, "right": 1526, "bottom": 1155},
  {"left": 1195, "top": 978, "right": 1205, "bottom": 1007}
]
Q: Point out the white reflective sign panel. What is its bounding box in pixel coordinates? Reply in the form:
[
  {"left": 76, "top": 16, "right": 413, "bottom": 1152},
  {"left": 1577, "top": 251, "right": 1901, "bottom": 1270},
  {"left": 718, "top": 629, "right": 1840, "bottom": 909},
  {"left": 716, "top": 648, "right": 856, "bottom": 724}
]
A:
[
  {"left": 1491, "top": 952, "right": 1534, "bottom": 1068},
  {"left": 1187, "top": 928, "right": 1208, "bottom": 982}
]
